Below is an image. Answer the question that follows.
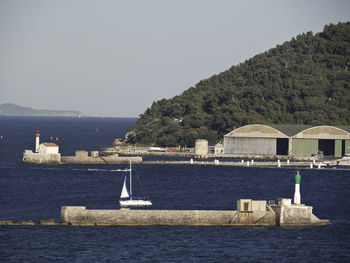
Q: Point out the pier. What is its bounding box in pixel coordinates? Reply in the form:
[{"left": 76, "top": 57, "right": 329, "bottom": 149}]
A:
[
  {"left": 59, "top": 198, "right": 329, "bottom": 227},
  {"left": 142, "top": 159, "right": 338, "bottom": 169},
  {"left": 58, "top": 171, "right": 329, "bottom": 227}
]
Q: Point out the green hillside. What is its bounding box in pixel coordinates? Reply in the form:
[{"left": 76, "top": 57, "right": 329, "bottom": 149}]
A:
[{"left": 126, "top": 22, "right": 350, "bottom": 147}]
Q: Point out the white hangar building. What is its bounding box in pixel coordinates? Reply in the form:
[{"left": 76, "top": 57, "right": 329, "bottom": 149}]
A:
[{"left": 223, "top": 124, "right": 350, "bottom": 157}]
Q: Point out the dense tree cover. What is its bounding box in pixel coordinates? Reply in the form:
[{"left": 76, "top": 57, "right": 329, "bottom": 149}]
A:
[{"left": 126, "top": 22, "right": 350, "bottom": 147}]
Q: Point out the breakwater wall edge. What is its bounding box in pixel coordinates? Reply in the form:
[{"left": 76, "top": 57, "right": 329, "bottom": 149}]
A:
[
  {"left": 0, "top": 200, "right": 329, "bottom": 227},
  {"left": 23, "top": 152, "right": 334, "bottom": 169},
  {"left": 23, "top": 151, "right": 142, "bottom": 164},
  {"left": 58, "top": 199, "right": 328, "bottom": 227}
]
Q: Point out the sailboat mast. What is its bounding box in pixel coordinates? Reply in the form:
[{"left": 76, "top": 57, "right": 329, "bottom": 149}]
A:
[{"left": 129, "top": 160, "right": 132, "bottom": 199}]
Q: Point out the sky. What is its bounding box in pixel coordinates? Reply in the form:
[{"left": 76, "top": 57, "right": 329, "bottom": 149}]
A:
[{"left": 1, "top": 0, "right": 350, "bottom": 117}]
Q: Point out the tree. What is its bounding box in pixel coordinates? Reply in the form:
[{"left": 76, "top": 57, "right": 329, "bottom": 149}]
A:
[{"left": 126, "top": 22, "right": 350, "bottom": 146}]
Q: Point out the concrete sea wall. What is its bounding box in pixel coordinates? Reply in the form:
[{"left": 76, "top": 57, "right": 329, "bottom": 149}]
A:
[
  {"left": 60, "top": 206, "right": 237, "bottom": 226},
  {"left": 60, "top": 156, "right": 142, "bottom": 164},
  {"left": 0, "top": 219, "right": 57, "bottom": 225},
  {"left": 23, "top": 148, "right": 143, "bottom": 164},
  {"left": 1, "top": 205, "right": 328, "bottom": 227},
  {"left": 143, "top": 160, "right": 313, "bottom": 168},
  {"left": 279, "top": 204, "right": 314, "bottom": 225},
  {"left": 23, "top": 152, "right": 61, "bottom": 164},
  {"left": 59, "top": 206, "right": 328, "bottom": 226}
]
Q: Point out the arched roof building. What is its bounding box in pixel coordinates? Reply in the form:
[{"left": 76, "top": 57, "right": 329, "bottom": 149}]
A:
[{"left": 224, "top": 124, "right": 350, "bottom": 157}]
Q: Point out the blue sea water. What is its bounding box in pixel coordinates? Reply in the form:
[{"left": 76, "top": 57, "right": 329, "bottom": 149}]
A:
[{"left": 0, "top": 116, "right": 350, "bottom": 262}]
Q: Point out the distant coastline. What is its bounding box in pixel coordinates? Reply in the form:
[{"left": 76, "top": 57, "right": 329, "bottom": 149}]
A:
[{"left": 0, "top": 103, "right": 85, "bottom": 117}]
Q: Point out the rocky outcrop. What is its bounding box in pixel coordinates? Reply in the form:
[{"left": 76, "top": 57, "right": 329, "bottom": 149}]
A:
[
  {"left": 38, "top": 219, "right": 57, "bottom": 225},
  {"left": 0, "top": 220, "right": 15, "bottom": 225},
  {"left": 0, "top": 219, "right": 57, "bottom": 226},
  {"left": 17, "top": 220, "right": 35, "bottom": 225}
]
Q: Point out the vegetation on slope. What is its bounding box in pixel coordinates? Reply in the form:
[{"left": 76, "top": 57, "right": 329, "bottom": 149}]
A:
[{"left": 126, "top": 22, "right": 350, "bottom": 147}]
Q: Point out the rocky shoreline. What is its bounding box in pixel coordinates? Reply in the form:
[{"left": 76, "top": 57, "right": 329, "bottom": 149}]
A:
[{"left": 0, "top": 219, "right": 57, "bottom": 226}]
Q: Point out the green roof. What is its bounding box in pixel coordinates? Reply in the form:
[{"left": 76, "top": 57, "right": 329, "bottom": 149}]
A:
[
  {"left": 336, "top": 126, "right": 350, "bottom": 133},
  {"left": 268, "top": 124, "right": 313, "bottom": 137},
  {"left": 268, "top": 124, "right": 350, "bottom": 136}
]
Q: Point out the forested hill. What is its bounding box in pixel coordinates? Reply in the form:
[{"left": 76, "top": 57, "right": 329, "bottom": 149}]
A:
[{"left": 126, "top": 22, "right": 350, "bottom": 147}]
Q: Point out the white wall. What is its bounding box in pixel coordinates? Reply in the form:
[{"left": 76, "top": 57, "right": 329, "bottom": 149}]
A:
[
  {"left": 39, "top": 144, "right": 59, "bottom": 154},
  {"left": 224, "top": 137, "right": 276, "bottom": 155}
]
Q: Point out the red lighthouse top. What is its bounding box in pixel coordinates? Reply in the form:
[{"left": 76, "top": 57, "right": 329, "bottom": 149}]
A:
[{"left": 35, "top": 130, "right": 40, "bottom": 137}]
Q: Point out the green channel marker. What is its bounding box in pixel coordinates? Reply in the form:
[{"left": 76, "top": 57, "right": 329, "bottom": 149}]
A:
[
  {"left": 295, "top": 170, "right": 301, "bottom": 184},
  {"left": 294, "top": 170, "right": 301, "bottom": 204}
]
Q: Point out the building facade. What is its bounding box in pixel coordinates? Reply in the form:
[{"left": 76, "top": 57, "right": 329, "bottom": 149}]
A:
[
  {"left": 38, "top": 142, "right": 59, "bottom": 154},
  {"left": 224, "top": 124, "right": 350, "bottom": 157}
]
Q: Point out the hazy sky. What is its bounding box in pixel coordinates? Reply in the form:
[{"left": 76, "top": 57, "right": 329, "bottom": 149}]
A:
[{"left": 1, "top": 0, "right": 350, "bottom": 117}]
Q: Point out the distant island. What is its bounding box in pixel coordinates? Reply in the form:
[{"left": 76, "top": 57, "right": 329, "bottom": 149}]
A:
[
  {"left": 126, "top": 21, "right": 350, "bottom": 147},
  {"left": 0, "top": 103, "right": 85, "bottom": 117}
]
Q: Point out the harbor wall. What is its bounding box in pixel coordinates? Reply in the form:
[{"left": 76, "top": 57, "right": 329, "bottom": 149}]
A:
[
  {"left": 231, "top": 210, "right": 277, "bottom": 225},
  {"left": 23, "top": 151, "right": 61, "bottom": 164},
  {"left": 143, "top": 160, "right": 314, "bottom": 168},
  {"left": 279, "top": 204, "right": 312, "bottom": 225},
  {"left": 60, "top": 155, "right": 142, "bottom": 164},
  {"left": 60, "top": 206, "right": 238, "bottom": 226},
  {"left": 59, "top": 206, "right": 328, "bottom": 226}
]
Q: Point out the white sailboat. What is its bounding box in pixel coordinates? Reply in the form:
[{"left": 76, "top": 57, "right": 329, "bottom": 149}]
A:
[{"left": 119, "top": 162, "right": 152, "bottom": 207}]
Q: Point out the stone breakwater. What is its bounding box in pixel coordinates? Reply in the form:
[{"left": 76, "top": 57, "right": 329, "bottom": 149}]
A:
[
  {"left": 60, "top": 207, "right": 236, "bottom": 226},
  {"left": 0, "top": 219, "right": 57, "bottom": 226},
  {"left": 0, "top": 201, "right": 329, "bottom": 227},
  {"left": 59, "top": 201, "right": 329, "bottom": 227},
  {"left": 23, "top": 150, "right": 143, "bottom": 164},
  {"left": 143, "top": 160, "right": 324, "bottom": 168},
  {"left": 60, "top": 155, "right": 142, "bottom": 164}
]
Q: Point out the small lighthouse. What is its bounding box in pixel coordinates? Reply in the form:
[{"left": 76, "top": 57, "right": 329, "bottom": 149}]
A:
[
  {"left": 35, "top": 130, "right": 40, "bottom": 153},
  {"left": 293, "top": 170, "right": 301, "bottom": 204}
]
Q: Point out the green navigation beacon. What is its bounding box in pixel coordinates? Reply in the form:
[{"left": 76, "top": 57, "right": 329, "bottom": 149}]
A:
[{"left": 293, "top": 170, "right": 301, "bottom": 204}]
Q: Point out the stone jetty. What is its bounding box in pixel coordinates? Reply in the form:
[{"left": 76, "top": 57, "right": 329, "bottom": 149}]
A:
[
  {"left": 0, "top": 219, "right": 57, "bottom": 226},
  {"left": 23, "top": 148, "right": 142, "bottom": 164},
  {"left": 59, "top": 198, "right": 328, "bottom": 227},
  {"left": 143, "top": 159, "right": 319, "bottom": 168},
  {"left": 60, "top": 151, "right": 142, "bottom": 164},
  {"left": 22, "top": 130, "right": 143, "bottom": 164}
]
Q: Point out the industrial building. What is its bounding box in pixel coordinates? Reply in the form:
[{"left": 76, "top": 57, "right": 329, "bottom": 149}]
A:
[{"left": 224, "top": 124, "right": 350, "bottom": 157}]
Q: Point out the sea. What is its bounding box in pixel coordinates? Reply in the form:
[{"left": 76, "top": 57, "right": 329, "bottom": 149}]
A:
[{"left": 0, "top": 116, "right": 349, "bottom": 262}]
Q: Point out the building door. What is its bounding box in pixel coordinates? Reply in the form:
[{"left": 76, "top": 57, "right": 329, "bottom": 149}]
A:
[
  {"left": 276, "top": 138, "right": 289, "bottom": 155},
  {"left": 244, "top": 202, "right": 249, "bottom": 211},
  {"left": 318, "top": 139, "right": 335, "bottom": 156}
]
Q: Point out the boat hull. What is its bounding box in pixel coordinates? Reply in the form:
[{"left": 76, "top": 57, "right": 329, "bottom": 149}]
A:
[
  {"left": 119, "top": 199, "right": 152, "bottom": 207},
  {"left": 338, "top": 161, "right": 350, "bottom": 166},
  {"left": 338, "top": 156, "right": 350, "bottom": 166}
]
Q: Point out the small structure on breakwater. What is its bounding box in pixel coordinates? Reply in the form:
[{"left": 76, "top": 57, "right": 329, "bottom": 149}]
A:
[{"left": 195, "top": 139, "right": 209, "bottom": 156}]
